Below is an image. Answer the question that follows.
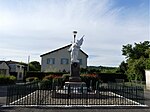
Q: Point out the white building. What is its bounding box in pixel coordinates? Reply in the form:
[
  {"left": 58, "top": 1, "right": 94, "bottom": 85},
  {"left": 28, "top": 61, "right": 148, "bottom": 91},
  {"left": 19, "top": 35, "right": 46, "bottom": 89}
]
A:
[
  {"left": 0, "top": 61, "right": 10, "bottom": 76},
  {"left": 40, "top": 44, "right": 88, "bottom": 72},
  {"left": 6, "top": 61, "right": 27, "bottom": 81}
]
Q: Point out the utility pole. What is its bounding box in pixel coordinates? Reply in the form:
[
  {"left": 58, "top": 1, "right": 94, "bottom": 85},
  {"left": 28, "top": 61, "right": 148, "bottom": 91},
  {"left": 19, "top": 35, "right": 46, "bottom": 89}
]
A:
[{"left": 27, "top": 55, "right": 30, "bottom": 72}]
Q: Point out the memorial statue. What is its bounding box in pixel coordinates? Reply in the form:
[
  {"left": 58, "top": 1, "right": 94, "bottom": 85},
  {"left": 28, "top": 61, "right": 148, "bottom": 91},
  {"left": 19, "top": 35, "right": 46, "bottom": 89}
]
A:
[{"left": 68, "top": 37, "right": 84, "bottom": 63}]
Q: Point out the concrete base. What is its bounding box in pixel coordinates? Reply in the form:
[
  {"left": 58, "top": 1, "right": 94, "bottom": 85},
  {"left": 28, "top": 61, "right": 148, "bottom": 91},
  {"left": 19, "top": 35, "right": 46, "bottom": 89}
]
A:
[
  {"left": 52, "top": 90, "right": 100, "bottom": 99},
  {"left": 64, "top": 81, "right": 87, "bottom": 93},
  {"left": 69, "top": 77, "right": 81, "bottom": 82},
  {"left": 52, "top": 82, "right": 99, "bottom": 98}
]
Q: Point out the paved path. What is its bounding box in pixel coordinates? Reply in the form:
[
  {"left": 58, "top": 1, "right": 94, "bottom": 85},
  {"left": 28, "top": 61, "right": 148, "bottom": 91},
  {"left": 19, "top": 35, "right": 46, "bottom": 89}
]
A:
[{"left": 0, "top": 87, "right": 150, "bottom": 112}]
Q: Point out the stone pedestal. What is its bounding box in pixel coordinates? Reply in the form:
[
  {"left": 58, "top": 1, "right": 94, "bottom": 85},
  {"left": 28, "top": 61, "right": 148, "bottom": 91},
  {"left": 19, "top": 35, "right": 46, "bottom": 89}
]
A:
[
  {"left": 63, "top": 62, "right": 87, "bottom": 94},
  {"left": 145, "top": 70, "right": 150, "bottom": 90},
  {"left": 69, "top": 62, "right": 81, "bottom": 82}
]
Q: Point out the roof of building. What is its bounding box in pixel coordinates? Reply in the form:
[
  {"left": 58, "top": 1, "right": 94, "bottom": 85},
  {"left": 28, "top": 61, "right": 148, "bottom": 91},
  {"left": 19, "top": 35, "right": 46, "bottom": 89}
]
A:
[
  {"left": 6, "top": 60, "right": 27, "bottom": 66},
  {"left": 40, "top": 44, "right": 88, "bottom": 57},
  {"left": 0, "top": 61, "right": 10, "bottom": 69},
  {"left": 0, "top": 61, "right": 7, "bottom": 64}
]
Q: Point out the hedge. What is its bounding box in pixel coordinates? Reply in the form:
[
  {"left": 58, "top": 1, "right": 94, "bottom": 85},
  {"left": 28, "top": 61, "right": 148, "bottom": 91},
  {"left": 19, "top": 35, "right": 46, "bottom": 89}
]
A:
[
  {"left": 0, "top": 75, "right": 16, "bottom": 85},
  {"left": 25, "top": 71, "right": 65, "bottom": 81},
  {"left": 98, "top": 73, "right": 127, "bottom": 83},
  {"left": 80, "top": 74, "right": 100, "bottom": 89},
  {"left": 26, "top": 77, "right": 39, "bottom": 82},
  {"left": 39, "top": 74, "right": 63, "bottom": 89}
]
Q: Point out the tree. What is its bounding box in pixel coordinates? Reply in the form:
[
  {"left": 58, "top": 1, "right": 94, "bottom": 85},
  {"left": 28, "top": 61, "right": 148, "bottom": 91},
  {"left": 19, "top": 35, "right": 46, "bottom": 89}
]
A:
[
  {"left": 145, "top": 48, "right": 150, "bottom": 69},
  {"left": 29, "top": 61, "right": 41, "bottom": 71},
  {"left": 126, "top": 57, "right": 146, "bottom": 81},
  {"left": 122, "top": 41, "right": 150, "bottom": 59},
  {"left": 122, "top": 41, "right": 150, "bottom": 81},
  {"left": 117, "top": 61, "right": 127, "bottom": 74}
]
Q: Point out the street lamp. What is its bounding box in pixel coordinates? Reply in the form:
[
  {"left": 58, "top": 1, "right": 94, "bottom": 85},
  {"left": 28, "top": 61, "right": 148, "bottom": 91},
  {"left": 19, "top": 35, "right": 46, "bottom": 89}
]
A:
[{"left": 73, "top": 31, "right": 77, "bottom": 43}]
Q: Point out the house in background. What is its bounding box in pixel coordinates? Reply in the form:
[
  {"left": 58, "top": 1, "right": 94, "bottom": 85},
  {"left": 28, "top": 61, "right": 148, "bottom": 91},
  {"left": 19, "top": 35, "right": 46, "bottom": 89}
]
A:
[
  {"left": 6, "top": 61, "right": 27, "bottom": 81},
  {"left": 40, "top": 44, "right": 88, "bottom": 72},
  {"left": 0, "top": 61, "right": 10, "bottom": 76}
]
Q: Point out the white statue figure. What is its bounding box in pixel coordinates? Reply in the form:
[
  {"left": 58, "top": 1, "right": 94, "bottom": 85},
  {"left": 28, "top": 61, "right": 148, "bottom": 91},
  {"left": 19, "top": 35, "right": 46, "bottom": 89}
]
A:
[{"left": 68, "top": 36, "right": 84, "bottom": 63}]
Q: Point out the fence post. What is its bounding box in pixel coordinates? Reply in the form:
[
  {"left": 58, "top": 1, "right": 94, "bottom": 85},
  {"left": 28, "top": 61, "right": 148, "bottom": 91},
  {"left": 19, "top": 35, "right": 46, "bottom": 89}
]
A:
[
  {"left": 67, "top": 84, "right": 70, "bottom": 106},
  {"left": 6, "top": 86, "right": 10, "bottom": 105},
  {"left": 36, "top": 82, "right": 39, "bottom": 105}
]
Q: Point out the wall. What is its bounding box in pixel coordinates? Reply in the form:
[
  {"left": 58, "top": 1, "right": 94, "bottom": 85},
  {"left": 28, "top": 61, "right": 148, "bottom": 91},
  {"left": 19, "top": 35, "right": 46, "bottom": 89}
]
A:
[
  {"left": 0, "top": 62, "right": 9, "bottom": 75},
  {"left": 145, "top": 70, "right": 150, "bottom": 90},
  {"left": 41, "top": 46, "right": 87, "bottom": 72},
  {"left": 9, "top": 64, "right": 24, "bottom": 80}
]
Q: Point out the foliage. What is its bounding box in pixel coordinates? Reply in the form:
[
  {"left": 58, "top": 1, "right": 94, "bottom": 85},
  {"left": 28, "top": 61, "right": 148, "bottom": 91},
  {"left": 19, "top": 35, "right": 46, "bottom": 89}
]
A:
[
  {"left": 80, "top": 74, "right": 99, "bottom": 89},
  {"left": 122, "top": 41, "right": 150, "bottom": 81},
  {"left": 87, "top": 66, "right": 101, "bottom": 73},
  {"left": 145, "top": 48, "right": 150, "bottom": 69},
  {"left": 26, "top": 71, "right": 64, "bottom": 81},
  {"left": 0, "top": 75, "right": 16, "bottom": 85},
  {"left": 122, "top": 41, "right": 150, "bottom": 59},
  {"left": 81, "top": 66, "right": 119, "bottom": 74},
  {"left": 53, "top": 77, "right": 63, "bottom": 87},
  {"left": 80, "top": 68, "right": 88, "bottom": 74},
  {"left": 117, "top": 61, "right": 128, "bottom": 74},
  {"left": 146, "top": 58, "right": 150, "bottom": 69},
  {"left": 98, "top": 73, "right": 127, "bottom": 83},
  {"left": 42, "top": 74, "right": 63, "bottom": 88},
  {"left": 40, "top": 79, "right": 52, "bottom": 89},
  {"left": 100, "top": 68, "right": 118, "bottom": 73},
  {"left": 26, "top": 77, "right": 39, "bottom": 82},
  {"left": 29, "top": 61, "right": 41, "bottom": 71},
  {"left": 43, "top": 75, "right": 54, "bottom": 80},
  {"left": 126, "top": 57, "right": 146, "bottom": 81},
  {"left": 62, "top": 74, "right": 70, "bottom": 82}
]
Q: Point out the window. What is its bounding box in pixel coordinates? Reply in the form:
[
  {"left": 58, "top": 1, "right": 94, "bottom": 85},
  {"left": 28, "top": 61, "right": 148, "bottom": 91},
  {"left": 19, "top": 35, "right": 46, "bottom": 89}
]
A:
[
  {"left": 19, "top": 72, "right": 22, "bottom": 78},
  {"left": 78, "top": 59, "right": 82, "bottom": 65},
  {"left": 61, "top": 58, "right": 69, "bottom": 64},
  {"left": 47, "top": 58, "right": 55, "bottom": 64}
]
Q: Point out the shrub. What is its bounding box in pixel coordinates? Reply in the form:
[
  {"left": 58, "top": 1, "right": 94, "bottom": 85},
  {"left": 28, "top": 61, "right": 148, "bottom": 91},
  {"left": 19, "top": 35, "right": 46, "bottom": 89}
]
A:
[
  {"left": 80, "top": 74, "right": 100, "bottom": 89},
  {"left": 43, "top": 75, "right": 54, "bottom": 80},
  {"left": 26, "top": 72, "right": 65, "bottom": 80},
  {"left": 53, "top": 77, "right": 63, "bottom": 87},
  {"left": 62, "top": 74, "right": 70, "bottom": 82},
  {"left": 0, "top": 75, "right": 16, "bottom": 85},
  {"left": 98, "top": 73, "right": 127, "bottom": 83},
  {"left": 26, "top": 77, "right": 39, "bottom": 82},
  {"left": 40, "top": 79, "right": 52, "bottom": 89}
]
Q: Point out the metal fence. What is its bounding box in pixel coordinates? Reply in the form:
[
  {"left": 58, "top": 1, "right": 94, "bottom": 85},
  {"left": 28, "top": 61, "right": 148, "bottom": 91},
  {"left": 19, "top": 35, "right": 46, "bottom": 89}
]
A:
[{"left": 6, "top": 81, "right": 145, "bottom": 106}]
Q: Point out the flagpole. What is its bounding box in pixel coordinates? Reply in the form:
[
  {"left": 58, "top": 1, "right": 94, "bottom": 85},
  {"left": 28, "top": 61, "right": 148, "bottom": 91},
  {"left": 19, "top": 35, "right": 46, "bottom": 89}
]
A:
[{"left": 27, "top": 55, "right": 30, "bottom": 72}]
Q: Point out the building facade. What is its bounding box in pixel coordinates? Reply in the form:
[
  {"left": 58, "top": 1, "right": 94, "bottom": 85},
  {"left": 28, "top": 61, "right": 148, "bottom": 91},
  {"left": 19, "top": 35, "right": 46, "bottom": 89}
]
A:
[
  {"left": 0, "top": 61, "right": 10, "bottom": 75},
  {"left": 40, "top": 44, "right": 88, "bottom": 72},
  {"left": 6, "top": 61, "right": 27, "bottom": 81}
]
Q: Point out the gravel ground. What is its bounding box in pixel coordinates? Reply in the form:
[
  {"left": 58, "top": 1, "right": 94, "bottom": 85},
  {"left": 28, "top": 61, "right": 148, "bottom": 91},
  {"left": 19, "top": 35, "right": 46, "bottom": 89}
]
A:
[{"left": 8, "top": 90, "right": 142, "bottom": 105}]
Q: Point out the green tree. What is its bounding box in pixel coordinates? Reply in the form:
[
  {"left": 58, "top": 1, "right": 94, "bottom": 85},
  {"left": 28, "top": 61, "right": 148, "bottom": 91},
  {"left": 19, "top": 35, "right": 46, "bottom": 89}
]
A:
[
  {"left": 126, "top": 57, "right": 146, "bottom": 81},
  {"left": 117, "top": 61, "right": 127, "bottom": 74},
  {"left": 122, "top": 41, "right": 150, "bottom": 59},
  {"left": 145, "top": 48, "right": 150, "bottom": 69},
  {"left": 122, "top": 41, "right": 150, "bottom": 81},
  {"left": 29, "top": 61, "right": 41, "bottom": 71}
]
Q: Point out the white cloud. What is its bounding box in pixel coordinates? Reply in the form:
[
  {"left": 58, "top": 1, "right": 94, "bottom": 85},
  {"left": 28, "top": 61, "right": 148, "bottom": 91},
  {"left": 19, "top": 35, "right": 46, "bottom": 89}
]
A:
[{"left": 0, "top": 0, "right": 149, "bottom": 66}]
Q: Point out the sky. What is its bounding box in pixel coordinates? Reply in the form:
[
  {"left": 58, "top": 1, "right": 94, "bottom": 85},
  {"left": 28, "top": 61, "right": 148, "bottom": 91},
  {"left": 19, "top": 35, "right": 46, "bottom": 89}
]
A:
[{"left": 0, "top": 0, "right": 149, "bottom": 66}]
